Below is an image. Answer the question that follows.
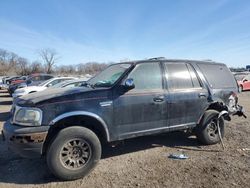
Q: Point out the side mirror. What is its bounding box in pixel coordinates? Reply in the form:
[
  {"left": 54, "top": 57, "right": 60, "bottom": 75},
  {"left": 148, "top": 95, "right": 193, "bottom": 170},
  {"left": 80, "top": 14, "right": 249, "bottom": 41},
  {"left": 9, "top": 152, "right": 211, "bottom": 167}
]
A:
[{"left": 124, "top": 78, "right": 135, "bottom": 90}]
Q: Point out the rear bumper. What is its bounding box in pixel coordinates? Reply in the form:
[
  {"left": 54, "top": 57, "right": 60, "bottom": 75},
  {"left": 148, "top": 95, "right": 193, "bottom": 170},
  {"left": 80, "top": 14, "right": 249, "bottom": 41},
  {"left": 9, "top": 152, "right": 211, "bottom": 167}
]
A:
[{"left": 2, "top": 120, "right": 50, "bottom": 158}]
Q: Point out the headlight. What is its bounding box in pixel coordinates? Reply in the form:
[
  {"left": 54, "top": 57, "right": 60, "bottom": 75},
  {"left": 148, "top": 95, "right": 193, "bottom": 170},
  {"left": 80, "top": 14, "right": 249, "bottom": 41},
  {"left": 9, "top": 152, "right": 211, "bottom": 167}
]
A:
[{"left": 14, "top": 107, "right": 42, "bottom": 126}]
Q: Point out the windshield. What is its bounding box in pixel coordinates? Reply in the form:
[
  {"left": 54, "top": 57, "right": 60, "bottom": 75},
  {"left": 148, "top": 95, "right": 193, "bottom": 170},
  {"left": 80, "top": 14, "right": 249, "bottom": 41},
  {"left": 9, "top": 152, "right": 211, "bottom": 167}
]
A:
[
  {"left": 234, "top": 74, "right": 247, "bottom": 81},
  {"left": 87, "top": 63, "right": 131, "bottom": 88},
  {"left": 38, "top": 78, "right": 54, "bottom": 86},
  {"left": 51, "top": 80, "right": 72, "bottom": 88}
]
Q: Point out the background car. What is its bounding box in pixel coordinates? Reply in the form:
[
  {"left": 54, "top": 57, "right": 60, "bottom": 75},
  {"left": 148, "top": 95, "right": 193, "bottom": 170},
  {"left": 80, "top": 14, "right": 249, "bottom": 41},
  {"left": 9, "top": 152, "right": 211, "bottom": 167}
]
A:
[
  {"left": 9, "top": 76, "right": 27, "bottom": 85},
  {"left": 234, "top": 72, "right": 250, "bottom": 92},
  {"left": 8, "top": 73, "right": 54, "bottom": 95},
  {"left": 13, "top": 77, "right": 76, "bottom": 98},
  {"left": 51, "top": 78, "right": 89, "bottom": 89}
]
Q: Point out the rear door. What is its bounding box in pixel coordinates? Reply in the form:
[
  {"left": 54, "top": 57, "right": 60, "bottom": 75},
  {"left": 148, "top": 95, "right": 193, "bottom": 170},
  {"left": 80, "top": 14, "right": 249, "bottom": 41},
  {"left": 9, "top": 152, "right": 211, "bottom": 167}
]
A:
[{"left": 164, "top": 62, "right": 209, "bottom": 129}]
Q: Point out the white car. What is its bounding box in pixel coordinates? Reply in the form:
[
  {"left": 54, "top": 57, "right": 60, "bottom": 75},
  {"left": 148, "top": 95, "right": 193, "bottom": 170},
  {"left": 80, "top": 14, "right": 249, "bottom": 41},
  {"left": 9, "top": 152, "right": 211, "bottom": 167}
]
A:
[{"left": 13, "top": 77, "right": 76, "bottom": 98}]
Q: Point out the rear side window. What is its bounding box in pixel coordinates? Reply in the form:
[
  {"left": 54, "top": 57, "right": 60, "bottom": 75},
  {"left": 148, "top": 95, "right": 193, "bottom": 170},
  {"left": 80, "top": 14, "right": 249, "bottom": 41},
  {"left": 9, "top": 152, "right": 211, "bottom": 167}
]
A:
[
  {"left": 128, "top": 63, "right": 162, "bottom": 90},
  {"left": 187, "top": 64, "right": 202, "bottom": 88},
  {"left": 165, "top": 63, "right": 201, "bottom": 90},
  {"left": 197, "top": 63, "right": 237, "bottom": 89}
]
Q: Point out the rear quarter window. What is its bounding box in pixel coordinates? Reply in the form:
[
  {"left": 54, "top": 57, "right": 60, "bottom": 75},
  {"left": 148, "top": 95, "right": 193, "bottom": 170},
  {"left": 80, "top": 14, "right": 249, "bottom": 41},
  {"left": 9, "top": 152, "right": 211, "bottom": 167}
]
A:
[{"left": 197, "top": 63, "right": 237, "bottom": 89}]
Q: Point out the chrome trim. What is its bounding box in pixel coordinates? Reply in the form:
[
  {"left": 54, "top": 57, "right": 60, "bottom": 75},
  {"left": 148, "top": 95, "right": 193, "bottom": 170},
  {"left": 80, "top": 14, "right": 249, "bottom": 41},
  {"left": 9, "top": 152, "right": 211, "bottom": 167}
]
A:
[
  {"left": 168, "top": 122, "right": 195, "bottom": 129},
  {"left": 49, "top": 111, "right": 110, "bottom": 141},
  {"left": 100, "top": 101, "right": 113, "bottom": 107},
  {"left": 121, "top": 122, "right": 195, "bottom": 136}
]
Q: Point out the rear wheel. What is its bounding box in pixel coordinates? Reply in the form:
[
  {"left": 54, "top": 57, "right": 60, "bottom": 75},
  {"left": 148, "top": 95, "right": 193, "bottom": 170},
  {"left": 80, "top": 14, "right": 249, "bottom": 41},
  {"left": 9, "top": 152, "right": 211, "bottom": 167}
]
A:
[
  {"left": 196, "top": 110, "right": 224, "bottom": 145},
  {"left": 46, "top": 126, "right": 101, "bottom": 180}
]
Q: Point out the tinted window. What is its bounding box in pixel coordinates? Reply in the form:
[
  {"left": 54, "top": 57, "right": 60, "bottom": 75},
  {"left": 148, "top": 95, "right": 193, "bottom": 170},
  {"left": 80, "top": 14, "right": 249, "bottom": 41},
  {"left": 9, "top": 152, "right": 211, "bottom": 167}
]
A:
[
  {"left": 128, "top": 63, "right": 162, "bottom": 90},
  {"left": 187, "top": 64, "right": 202, "bottom": 88},
  {"left": 165, "top": 63, "right": 194, "bottom": 90},
  {"left": 197, "top": 63, "right": 237, "bottom": 89}
]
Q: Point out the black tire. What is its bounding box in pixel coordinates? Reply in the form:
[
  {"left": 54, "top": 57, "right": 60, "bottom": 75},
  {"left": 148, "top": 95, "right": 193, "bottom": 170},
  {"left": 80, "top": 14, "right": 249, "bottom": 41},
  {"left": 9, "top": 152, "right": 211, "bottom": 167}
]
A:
[
  {"left": 196, "top": 110, "right": 225, "bottom": 145},
  {"left": 46, "top": 126, "right": 101, "bottom": 180}
]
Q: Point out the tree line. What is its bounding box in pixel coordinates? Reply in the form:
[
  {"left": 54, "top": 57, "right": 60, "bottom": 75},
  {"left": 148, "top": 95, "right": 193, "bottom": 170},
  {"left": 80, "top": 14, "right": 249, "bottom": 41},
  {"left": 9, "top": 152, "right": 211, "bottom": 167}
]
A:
[{"left": 0, "top": 48, "right": 108, "bottom": 76}]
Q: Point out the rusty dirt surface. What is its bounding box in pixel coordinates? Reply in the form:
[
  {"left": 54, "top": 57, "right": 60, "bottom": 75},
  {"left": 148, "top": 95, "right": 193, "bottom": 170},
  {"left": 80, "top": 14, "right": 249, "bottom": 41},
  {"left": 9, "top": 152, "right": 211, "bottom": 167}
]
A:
[{"left": 0, "top": 89, "right": 249, "bottom": 188}]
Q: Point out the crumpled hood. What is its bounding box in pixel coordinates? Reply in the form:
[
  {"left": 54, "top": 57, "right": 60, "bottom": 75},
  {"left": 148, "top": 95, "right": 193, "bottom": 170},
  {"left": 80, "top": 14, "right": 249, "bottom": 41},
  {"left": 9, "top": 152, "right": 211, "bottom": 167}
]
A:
[{"left": 17, "top": 87, "right": 92, "bottom": 106}]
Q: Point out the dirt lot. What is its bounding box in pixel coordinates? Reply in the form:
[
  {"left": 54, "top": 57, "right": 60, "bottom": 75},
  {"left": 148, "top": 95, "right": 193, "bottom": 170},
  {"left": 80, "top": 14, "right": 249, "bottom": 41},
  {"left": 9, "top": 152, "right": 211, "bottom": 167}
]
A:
[{"left": 0, "top": 89, "right": 249, "bottom": 188}]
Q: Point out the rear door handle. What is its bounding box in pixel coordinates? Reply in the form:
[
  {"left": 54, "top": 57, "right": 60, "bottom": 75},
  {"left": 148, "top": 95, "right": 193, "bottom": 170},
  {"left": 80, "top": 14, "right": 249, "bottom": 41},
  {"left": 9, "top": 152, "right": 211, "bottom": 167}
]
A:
[
  {"left": 153, "top": 95, "right": 165, "bottom": 102},
  {"left": 198, "top": 93, "right": 207, "bottom": 98}
]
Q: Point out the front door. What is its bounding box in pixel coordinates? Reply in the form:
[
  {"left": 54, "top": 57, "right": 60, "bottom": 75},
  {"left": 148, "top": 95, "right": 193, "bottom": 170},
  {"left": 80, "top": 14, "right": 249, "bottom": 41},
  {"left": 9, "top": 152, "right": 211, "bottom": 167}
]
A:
[{"left": 113, "top": 62, "right": 167, "bottom": 140}]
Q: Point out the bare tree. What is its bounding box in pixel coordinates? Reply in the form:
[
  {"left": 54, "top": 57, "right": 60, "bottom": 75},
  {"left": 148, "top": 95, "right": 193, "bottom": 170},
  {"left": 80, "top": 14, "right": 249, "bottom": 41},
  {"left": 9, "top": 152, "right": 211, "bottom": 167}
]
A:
[
  {"left": 39, "top": 48, "right": 59, "bottom": 74},
  {"left": 0, "top": 49, "right": 19, "bottom": 75},
  {"left": 30, "top": 61, "right": 43, "bottom": 73},
  {"left": 17, "top": 57, "right": 29, "bottom": 75}
]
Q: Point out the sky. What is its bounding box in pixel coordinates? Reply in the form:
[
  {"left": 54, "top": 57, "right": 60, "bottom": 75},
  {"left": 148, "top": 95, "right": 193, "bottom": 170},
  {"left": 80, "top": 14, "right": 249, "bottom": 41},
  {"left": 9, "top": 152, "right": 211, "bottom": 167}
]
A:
[{"left": 0, "top": 0, "right": 250, "bottom": 67}]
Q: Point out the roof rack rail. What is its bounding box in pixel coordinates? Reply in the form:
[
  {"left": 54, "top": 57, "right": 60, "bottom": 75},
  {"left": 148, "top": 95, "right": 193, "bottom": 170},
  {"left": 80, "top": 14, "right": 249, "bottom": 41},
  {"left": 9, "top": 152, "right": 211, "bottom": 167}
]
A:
[
  {"left": 202, "top": 59, "right": 213, "bottom": 62},
  {"left": 147, "top": 57, "right": 166, "bottom": 61}
]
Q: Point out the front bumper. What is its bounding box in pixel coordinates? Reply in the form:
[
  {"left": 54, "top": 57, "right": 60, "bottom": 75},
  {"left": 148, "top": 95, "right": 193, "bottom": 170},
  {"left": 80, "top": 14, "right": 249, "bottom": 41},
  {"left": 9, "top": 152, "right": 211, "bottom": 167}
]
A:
[{"left": 2, "top": 120, "right": 49, "bottom": 158}]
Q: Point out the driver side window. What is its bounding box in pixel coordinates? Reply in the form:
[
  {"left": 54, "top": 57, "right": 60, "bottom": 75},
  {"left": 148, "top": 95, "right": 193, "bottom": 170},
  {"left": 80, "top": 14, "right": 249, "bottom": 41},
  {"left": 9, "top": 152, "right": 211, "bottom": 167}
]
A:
[{"left": 128, "top": 63, "right": 162, "bottom": 90}]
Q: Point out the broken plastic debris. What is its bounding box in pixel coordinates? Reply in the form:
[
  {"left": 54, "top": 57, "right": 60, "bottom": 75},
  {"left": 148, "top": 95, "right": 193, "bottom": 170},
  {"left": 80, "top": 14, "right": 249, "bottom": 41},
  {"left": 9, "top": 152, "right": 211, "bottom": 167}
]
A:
[{"left": 168, "top": 153, "right": 189, "bottom": 160}]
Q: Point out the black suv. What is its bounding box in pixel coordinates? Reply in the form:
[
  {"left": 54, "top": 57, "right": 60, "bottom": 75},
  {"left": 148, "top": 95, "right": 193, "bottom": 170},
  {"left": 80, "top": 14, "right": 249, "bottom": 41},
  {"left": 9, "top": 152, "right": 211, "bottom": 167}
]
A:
[{"left": 3, "top": 58, "right": 245, "bottom": 180}]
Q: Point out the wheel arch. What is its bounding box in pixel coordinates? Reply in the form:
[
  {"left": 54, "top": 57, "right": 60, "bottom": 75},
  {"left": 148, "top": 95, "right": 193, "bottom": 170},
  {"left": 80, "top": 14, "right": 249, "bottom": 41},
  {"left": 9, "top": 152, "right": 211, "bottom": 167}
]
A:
[
  {"left": 197, "top": 100, "right": 230, "bottom": 125},
  {"left": 42, "top": 111, "right": 110, "bottom": 155}
]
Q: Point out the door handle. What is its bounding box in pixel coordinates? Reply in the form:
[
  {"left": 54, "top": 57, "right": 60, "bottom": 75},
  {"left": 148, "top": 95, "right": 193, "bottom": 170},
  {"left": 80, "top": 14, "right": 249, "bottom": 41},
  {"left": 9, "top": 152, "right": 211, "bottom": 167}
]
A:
[
  {"left": 198, "top": 93, "right": 207, "bottom": 98},
  {"left": 153, "top": 95, "right": 165, "bottom": 102}
]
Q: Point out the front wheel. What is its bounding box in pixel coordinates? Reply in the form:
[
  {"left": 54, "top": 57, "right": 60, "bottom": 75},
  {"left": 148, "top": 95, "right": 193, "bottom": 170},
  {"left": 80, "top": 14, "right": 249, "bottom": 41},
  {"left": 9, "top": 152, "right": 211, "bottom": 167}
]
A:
[
  {"left": 46, "top": 126, "right": 101, "bottom": 180},
  {"left": 196, "top": 110, "right": 225, "bottom": 145}
]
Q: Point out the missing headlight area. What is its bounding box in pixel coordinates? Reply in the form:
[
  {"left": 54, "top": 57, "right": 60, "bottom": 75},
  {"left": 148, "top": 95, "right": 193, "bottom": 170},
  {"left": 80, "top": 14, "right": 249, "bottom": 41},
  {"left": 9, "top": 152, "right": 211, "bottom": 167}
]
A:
[{"left": 9, "top": 132, "right": 47, "bottom": 144}]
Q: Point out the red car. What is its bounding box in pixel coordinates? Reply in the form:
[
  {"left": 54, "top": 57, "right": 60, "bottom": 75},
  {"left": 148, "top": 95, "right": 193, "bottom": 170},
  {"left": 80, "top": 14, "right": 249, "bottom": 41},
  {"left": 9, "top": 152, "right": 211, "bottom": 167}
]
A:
[
  {"left": 234, "top": 73, "right": 250, "bottom": 92},
  {"left": 10, "top": 76, "right": 27, "bottom": 85}
]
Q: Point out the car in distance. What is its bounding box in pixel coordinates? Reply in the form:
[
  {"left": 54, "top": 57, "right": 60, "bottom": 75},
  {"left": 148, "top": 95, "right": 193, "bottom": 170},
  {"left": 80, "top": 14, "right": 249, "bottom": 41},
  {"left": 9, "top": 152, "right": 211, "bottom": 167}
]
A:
[
  {"left": 3, "top": 58, "right": 246, "bottom": 180},
  {"left": 13, "top": 77, "right": 76, "bottom": 98},
  {"left": 8, "top": 73, "right": 54, "bottom": 95},
  {"left": 51, "top": 78, "right": 89, "bottom": 89},
  {"left": 234, "top": 72, "right": 250, "bottom": 92}
]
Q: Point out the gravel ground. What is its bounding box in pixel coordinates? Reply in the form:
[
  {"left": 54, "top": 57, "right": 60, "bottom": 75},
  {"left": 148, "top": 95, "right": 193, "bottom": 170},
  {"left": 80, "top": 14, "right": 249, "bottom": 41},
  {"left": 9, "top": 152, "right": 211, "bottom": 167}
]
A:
[{"left": 0, "top": 89, "right": 249, "bottom": 188}]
